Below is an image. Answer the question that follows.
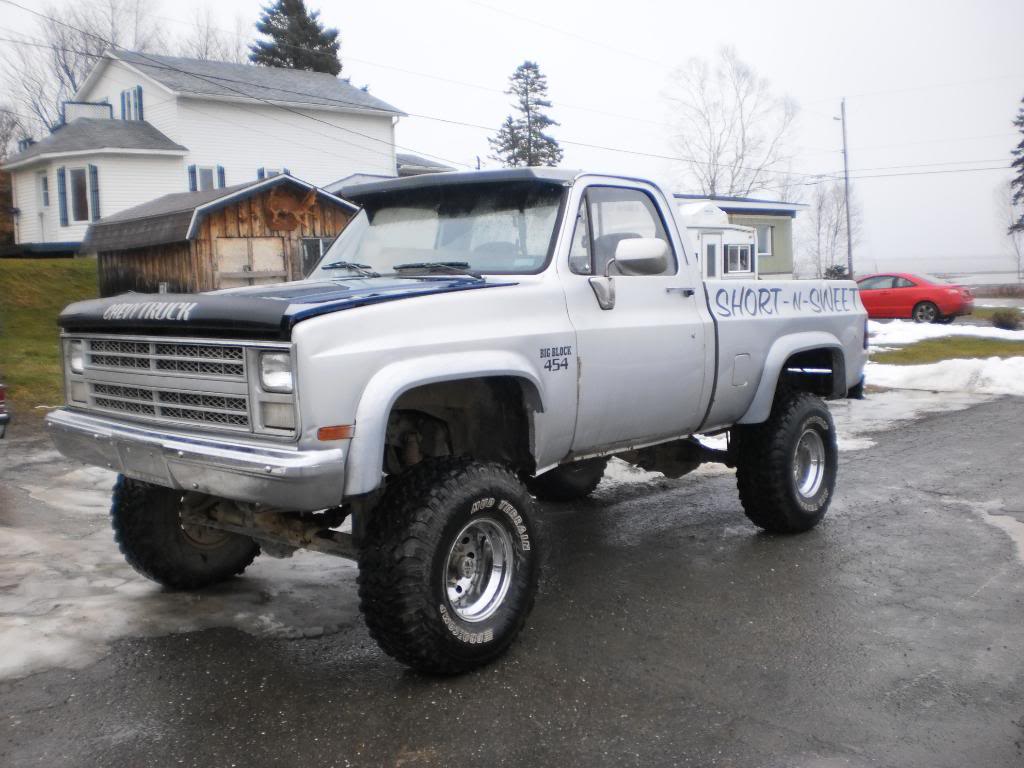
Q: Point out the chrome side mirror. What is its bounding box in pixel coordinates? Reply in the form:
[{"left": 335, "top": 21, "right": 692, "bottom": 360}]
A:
[{"left": 614, "top": 237, "right": 668, "bottom": 275}]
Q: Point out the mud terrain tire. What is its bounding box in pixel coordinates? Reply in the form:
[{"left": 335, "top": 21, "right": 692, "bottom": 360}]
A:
[
  {"left": 526, "top": 457, "right": 609, "bottom": 502},
  {"left": 733, "top": 392, "right": 838, "bottom": 533},
  {"left": 110, "top": 475, "right": 259, "bottom": 589},
  {"left": 358, "top": 458, "right": 539, "bottom": 674}
]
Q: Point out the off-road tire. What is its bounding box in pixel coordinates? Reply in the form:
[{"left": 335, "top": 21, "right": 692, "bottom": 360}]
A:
[
  {"left": 733, "top": 392, "right": 838, "bottom": 533},
  {"left": 526, "top": 457, "right": 609, "bottom": 502},
  {"left": 913, "top": 301, "right": 939, "bottom": 323},
  {"left": 110, "top": 475, "right": 259, "bottom": 589},
  {"left": 358, "top": 458, "right": 540, "bottom": 674}
]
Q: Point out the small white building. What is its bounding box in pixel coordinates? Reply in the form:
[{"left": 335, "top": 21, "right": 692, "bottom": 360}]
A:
[
  {"left": 677, "top": 201, "right": 758, "bottom": 279},
  {"left": 2, "top": 49, "right": 405, "bottom": 255}
]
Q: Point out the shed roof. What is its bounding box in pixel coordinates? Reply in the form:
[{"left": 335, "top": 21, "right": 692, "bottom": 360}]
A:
[
  {"left": 107, "top": 50, "right": 404, "bottom": 116},
  {"left": 2, "top": 118, "right": 187, "bottom": 169},
  {"left": 82, "top": 174, "right": 356, "bottom": 253},
  {"left": 673, "top": 193, "right": 806, "bottom": 218}
]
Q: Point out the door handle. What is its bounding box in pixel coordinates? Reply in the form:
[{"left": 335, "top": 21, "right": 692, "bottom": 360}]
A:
[{"left": 667, "top": 287, "right": 695, "bottom": 297}]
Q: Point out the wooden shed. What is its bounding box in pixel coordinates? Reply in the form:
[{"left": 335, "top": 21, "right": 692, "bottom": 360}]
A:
[{"left": 81, "top": 175, "right": 357, "bottom": 297}]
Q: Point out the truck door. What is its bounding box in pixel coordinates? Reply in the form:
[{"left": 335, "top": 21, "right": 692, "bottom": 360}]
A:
[{"left": 560, "top": 182, "right": 710, "bottom": 454}]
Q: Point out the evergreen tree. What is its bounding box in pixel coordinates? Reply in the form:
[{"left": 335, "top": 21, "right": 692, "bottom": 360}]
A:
[
  {"left": 489, "top": 61, "right": 563, "bottom": 167},
  {"left": 249, "top": 0, "right": 341, "bottom": 75},
  {"left": 1011, "top": 96, "right": 1024, "bottom": 233}
]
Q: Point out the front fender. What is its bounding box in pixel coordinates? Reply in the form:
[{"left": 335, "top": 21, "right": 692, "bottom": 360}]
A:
[
  {"left": 737, "top": 331, "right": 845, "bottom": 425},
  {"left": 343, "top": 351, "right": 545, "bottom": 496}
]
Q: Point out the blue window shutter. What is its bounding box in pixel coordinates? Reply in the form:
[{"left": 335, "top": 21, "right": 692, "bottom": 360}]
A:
[
  {"left": 187, "top": 165, "right": 197, "bottom": 192},
  {"left": 257, "top": 167, "right": 265, "bottom": 180},
  {"left": 88, "top": 164, "right": 100, "bottom": 221},
  {"left": 135, "top": 85, "right": 144, "bottom": 121},
  {"left": 216, "top": 165, "right": 225, "bottom": 188},
  {"left": 56, "top": 166, "right": 68, "bottom": 227},
  {"left": 120, "top": 91, "right": 126, "bottom": 120}
]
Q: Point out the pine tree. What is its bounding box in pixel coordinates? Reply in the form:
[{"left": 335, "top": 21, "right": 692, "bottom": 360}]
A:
[
  {"left": 489, "top": 61, "right": 563, "bottom": 167},
  {"left": 1011, "top": 96, "right": 1024, "bottom": 233},
  {"left": 249, "top": 0, "right": 341, "bottom": 76}
]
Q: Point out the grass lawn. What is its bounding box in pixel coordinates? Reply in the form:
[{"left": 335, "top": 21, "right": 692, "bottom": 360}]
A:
[
  {"left": 969, "top": 306, "right": 1021, "bottom": 323},
  {"left": 872, "top": 336, "right": 1024, "bottom": 365},
  {"left": 0, "top": 258, "right": 98, "bottom": 418}
]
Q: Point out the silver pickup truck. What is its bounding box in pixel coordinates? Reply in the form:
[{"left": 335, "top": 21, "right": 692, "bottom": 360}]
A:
[{"left": 47, "top": 169, "right": 867, "bottom": 673}]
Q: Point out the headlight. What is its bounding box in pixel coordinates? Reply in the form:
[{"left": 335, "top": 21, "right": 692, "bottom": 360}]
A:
[
  {"left": 68, "top": 340, "right": 84, "bottom": 373},
  {"left": 259, "top": 351, "right": 293, "bottom": 393}
]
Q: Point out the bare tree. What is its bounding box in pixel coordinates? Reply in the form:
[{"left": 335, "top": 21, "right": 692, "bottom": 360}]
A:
[
  {"left": 665, "top": 47, "right": 798, "bottom": 197},
  {"left": 796, "top": 181, "right": 862, "bottom": 278},
  {"left": 176, "top": 7, "right": 252, "bottom": 64},
  {"left": 0, "top": 107, "right": 25, "bottom": 160},
  {"left": 0, "top": 0, "right": 164, "bottom": 135},
  {"left": 994, "top": 180, "right": 1024, "bottom": 282}
]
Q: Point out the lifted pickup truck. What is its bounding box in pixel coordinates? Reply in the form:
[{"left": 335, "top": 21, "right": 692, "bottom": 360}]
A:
[{"left": 48, "top": 169, "right": 867, "bottom": 673}]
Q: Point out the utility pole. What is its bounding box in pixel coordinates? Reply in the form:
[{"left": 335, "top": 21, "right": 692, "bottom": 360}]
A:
[{"left": 839, "top": 98, "right": 854, "bottom": 278}]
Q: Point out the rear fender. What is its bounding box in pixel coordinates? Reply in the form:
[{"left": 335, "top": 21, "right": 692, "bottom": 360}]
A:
[
  {"left": 737, "top": 332, "right": 845, "bottom": 425},
  {"left": 343, "top": 351, "right": 545, "bottom": 496}
]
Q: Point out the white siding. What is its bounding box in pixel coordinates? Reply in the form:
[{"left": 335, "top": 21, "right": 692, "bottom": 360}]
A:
[
  {"left": 76, "top": 61, "right": 179, "bottom": 139},
  {"left": 12, "top": 154, "right": 183, "bottom": 244},
  {"left": 173, "top": 98, "right": 396, "bottom": 187}
]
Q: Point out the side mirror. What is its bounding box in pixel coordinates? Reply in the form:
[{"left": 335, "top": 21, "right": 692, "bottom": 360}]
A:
[{"left": 613, "top": 238, "right": 668, "bottom": 276}]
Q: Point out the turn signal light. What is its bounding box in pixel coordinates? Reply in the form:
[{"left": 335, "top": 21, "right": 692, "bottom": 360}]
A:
[{"left": 318, "top": 425, "right": 354, "bottom": 441}]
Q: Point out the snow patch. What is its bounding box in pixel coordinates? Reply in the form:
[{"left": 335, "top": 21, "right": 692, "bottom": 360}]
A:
[
  {"left": 868, "top": 319, "right": 1024, "bottom": 346},
  {"left": 866, "top": 357, "right": 1024, "bottom": 396}
]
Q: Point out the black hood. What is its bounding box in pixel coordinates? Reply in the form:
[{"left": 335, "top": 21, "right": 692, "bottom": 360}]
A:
[{"left": 59, "top": 277, "right": 511, "bottom": 340}]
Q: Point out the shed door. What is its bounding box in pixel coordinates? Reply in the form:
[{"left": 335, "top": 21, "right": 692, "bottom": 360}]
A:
[{"left": 214, "top": 237, "right": 287, "bottom": 288}]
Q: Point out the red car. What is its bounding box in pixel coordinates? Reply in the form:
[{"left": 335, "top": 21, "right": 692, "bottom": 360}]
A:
[
  {"left": 856, "top": 272, "right": 973, "bottom": 324},
  {"left": 0, "top": 383, "right": 8, "bottom": 439}
]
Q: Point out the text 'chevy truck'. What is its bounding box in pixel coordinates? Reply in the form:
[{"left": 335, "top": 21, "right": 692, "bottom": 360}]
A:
[{"left": 47, "top": 169, "right": 868, "bottom": 673}]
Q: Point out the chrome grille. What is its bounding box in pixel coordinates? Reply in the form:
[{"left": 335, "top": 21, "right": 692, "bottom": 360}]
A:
[
  {"left": 90, "top": 382, "right": 250, "bottom": 430},
  {"left": 87, "top": 339, "right": 246, "bottom": 380}
]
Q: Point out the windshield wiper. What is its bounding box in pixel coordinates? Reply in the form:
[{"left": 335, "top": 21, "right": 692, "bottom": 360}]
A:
[
  {"left": 391, "top": 261, "right": 483, "bottom": 280},
  {"left": 320, "top": 261, "right": 380, "bottom": 278}
]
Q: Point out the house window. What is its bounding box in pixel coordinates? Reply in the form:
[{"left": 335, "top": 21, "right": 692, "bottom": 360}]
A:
[
  {"left": 120, "top": 87, "right": 143, "bottom": 120},
  {"left": 69, "top": 168, "right": 89, "bottom": 221},
  {"left": 301, "top": 237, "right": 335, "bottom": 276},
  {"left": 198, "top": 167, "right": 215, "bottom": 191},
  {"left": 755, "top": 224, "right": 773, "bottom": 257},
  {"left": 38, "top": 172, "right": 49, "bottom": 207},
  {"left": 724, "top": 244, "right": 752, "bottom": 274}
]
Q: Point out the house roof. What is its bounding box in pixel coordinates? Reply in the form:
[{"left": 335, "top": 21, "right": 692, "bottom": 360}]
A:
[
  {"left": 1, "top": 118, "right": 187, "bottom": 169},
  {"left": 674, "top": 193, "right": 807, "bottom": 218},
  {"left": 396, "top": 152, "right": 456, "bottom": 176},
  {"left": 103, "top": 50, "right": 404, "bottom": 116},
  {"left": 81, "top": 174, "right": 357, "bottom": 253}
]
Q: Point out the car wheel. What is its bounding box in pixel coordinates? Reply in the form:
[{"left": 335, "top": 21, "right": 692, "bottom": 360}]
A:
[
  {"left": 110, "top": 475, "right": 259, "bottom": 589},
  {"left": 732, "top": 391, "right": 838, "bottom": 534},
  {"left": 358, "top": 457, "right": 540, "bottom": 674},
  {"left": 912, "top": 301, "right": 939, "bottom": 323}
]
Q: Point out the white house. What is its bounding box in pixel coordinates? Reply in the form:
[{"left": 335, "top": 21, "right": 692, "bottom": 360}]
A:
[
  {"left": 2, "top": 49, "right": 404, "bottom": 254},
  {"left": 677, "top": 201, "right": 759, "bottom": 279}
]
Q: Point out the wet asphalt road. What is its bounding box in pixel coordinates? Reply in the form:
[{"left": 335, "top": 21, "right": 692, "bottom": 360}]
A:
[{"left": 2, "top": 398, "right": 1023, "bottom": 768}]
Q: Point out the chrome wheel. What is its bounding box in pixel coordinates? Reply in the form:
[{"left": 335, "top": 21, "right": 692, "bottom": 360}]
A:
[
  {"left": 444, "top": 517, "right": 514, "bottom": 623},
  {"left": 913, "top": 302, "right": 937, "bottom": 323},
  {"left": 793, "top": 428, "right": 826, "bottom": 499}
]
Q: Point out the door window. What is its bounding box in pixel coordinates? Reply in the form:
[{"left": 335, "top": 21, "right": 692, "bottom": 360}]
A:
[
  {"left": 857, "top": 276, "right": 895, "bottom": 290},
  {"left": 705, "top": 242, "right": 717, "bottom": 277},
  {"left": 571, "top": 187, "right": 676, "bottom": 276},
  {"left": 893, "top": 277, "right": 916, "bottom": 288}
]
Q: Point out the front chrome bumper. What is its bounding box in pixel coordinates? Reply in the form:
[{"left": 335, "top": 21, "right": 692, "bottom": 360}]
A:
[{"left": 45, "top": 409, "right": 346, "bottom": 510}]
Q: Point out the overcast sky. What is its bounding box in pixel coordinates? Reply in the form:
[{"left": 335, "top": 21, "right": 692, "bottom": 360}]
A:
[{"left": 6, "top": 0, "right": 1024, "bottom": 275}]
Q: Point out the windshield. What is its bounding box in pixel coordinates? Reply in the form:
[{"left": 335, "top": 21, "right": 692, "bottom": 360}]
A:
[{"left": 309, "top": 181, "right": 565, "bottom": 278}]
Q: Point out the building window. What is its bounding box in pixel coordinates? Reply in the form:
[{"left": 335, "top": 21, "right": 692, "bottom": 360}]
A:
[
  {"left": 724, "top": 244, "right": 752, "bottom": 274},
  {"left": 38, "top": 172, "right": 49, "bottom": 207},
  {"left": 120, "top": 86, "right": 144, "bottom": 120},
  {"left": 198, "top": 167, "right": 215, "bottom": 191},
  {"left": 301, "top": 237, "right": 335, "bottom": 276},
  {"left": 755, "top": 224, "right": 773, "bottom": 257},
  {"left": 69, "top": 168, "right": 89, "bottom": 221}
]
